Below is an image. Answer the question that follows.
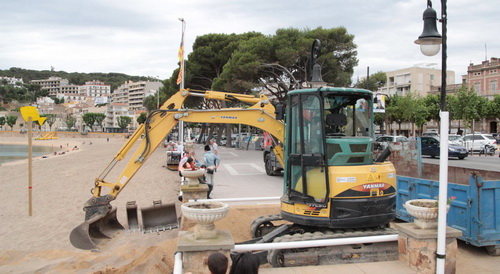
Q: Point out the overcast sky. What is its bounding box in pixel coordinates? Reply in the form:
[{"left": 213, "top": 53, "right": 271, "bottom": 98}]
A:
[{"left": 1, "top": 0, "right": 499, "bottom": 84}]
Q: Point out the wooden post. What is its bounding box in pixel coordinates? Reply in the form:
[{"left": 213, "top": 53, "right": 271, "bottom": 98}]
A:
[{"left": 28, "top": 116, "right": 33, "bottom": 216}]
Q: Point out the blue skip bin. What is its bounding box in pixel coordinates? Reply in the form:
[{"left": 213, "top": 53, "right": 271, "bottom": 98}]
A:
[{"left": 396, "top": 174, "right": 500, "bottom": 256}]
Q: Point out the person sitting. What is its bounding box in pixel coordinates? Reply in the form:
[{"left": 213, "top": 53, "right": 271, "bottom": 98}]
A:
[
  {"left": 207, "top": 252, "right": 228, "bottom": 274},
  {"left": 182, "top": 157, "right": 194, "bottom": 170},
  {"left": 229, "top": 252, "right": 260, "bottom": 274}
]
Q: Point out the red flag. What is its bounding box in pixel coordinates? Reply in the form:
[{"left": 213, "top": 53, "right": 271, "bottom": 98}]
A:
[
  {"left": 176, "top": 66, "right": 183, "bottom": 85},
  {"left": 176, "top": 41, "right": 184, "bottom": 85}
]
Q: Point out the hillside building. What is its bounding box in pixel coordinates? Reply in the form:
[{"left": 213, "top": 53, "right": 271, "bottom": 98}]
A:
[
  {"left": 111, "top": 80, "right": 163, "bottom": 110},
  {"left": 0, "top": 76, "right": 24, "bottom": 87}
]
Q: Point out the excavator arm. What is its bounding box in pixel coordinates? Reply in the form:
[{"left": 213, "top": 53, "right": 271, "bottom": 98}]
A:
[{"left": 70, "top": 89, "right": 285, "bottom": 250}]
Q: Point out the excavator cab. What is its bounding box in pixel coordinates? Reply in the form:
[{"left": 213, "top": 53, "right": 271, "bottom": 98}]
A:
[{"left": 280, "top": 87, "right": 396, "bottom": 229}]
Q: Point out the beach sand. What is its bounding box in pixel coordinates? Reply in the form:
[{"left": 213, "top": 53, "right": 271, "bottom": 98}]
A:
[{"left": 0, "top": 136, "right": 273, "bottom": 273}]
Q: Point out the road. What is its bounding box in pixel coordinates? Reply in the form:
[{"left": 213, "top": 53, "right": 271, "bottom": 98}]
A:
[
  {"left": 191, "top": 144, "right": 283, "bottom": 203},
  {"left": 422, "top": 153, "right": 499, "bottom": 172}
]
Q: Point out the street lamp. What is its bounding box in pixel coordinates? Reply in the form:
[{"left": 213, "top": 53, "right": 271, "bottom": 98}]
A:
[{"left": 415, "top": 1, "right": 449, "bottom": 273}]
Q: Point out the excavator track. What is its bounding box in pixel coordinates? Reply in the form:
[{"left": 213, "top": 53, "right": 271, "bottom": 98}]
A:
[
  {"left": 266, "top": 227, "right": 398, "bottom": 267},
  {"left": 251, "top": 214, "right": 398, "bottom": 267},
  {"left": 251, "top": 214, "right": 284, "bottom": 238}
]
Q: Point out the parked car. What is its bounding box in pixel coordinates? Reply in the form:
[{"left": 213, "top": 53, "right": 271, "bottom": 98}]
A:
[
  {"left": 422, "top": 131, "right": 439, "bottom": 137},
  {"left": 451, "top": 134, "right": 498, "bottom": 152},
  {"left": 448, "top": 134, "right": 461, "bottom": 142},
  {"left": 375, "top": 135, "right": 408, "bottom": 150},
  {"left": 420, "top": 136, "right": 468, "bottom": 159}
]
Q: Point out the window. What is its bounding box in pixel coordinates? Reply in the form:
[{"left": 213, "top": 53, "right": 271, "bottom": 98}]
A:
[
  {"left": 473, "top": 135, "right": 484, "bottom": 141},
  {"left": 474, "top": 82, "right": 481, "bottom": 92},
  {"left": 491, "top": 80, "right": 497, "bottom": 92}
]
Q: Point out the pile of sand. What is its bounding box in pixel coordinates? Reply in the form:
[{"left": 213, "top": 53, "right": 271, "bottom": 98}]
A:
[{"left": 0, "top": 136, "right": 278, "bottom": 273}]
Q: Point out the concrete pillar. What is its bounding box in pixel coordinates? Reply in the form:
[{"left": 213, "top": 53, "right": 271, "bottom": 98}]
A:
[
  {"left": 177, "top": 217, "right": 234, "bottom": 273},
  {"left": 181, "top": 184, "right": 209, "bottom": 201},
  {"left": 396, "top": 223, "right": 462, "bottom": 274}
]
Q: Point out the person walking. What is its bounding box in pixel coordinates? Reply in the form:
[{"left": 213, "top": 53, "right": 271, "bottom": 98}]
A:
[
  {"left": 203, "top": 145, "right": 220, "bottom": 198},
  {"left": 210, "top": 139, "right": 219, "bottom": 155}
]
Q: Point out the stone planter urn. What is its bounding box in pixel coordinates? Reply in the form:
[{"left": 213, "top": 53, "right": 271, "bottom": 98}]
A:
[
  {"left": 404, "top": 199, "right": 450, "bottom": 229},
  {"left": 181, "top": 169, "right": 205, "bottom": 187},
  {"left": 181, "top": 201, "right": 229, "bottom": 239}
]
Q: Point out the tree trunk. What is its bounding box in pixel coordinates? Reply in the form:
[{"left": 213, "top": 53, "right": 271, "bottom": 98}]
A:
[
  {"left": 207, "top": 124, "right": 217, "bottom": 144},
  {"left": 225, "top": 124, "right": 233, "bottom": 147},
  {"left": 197, "top": 124, "right": 208, "bottom": 144},
  {"left": 216, "top": 124, "right": 224, "bottom": 145}
]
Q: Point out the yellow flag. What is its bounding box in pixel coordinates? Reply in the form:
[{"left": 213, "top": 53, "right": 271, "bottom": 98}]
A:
[{"left": 20, "top": 106, "right": 41, "bottom": 122}]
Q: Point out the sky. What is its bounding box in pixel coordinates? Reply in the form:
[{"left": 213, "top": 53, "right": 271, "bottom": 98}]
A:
[{"left": 1, "top": 0, "right": 499, "bottom": 85}]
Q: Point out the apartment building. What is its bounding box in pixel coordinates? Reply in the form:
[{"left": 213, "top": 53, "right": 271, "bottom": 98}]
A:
[
  {"left": 460, "top": 57, "right": 500, "bottom": 133},
  {"left": 105, "top": 103, "right": 135, "bottom": 133},
  {"left": 111, "top": 80, "right": 163, "bottom": 110},
  {"left": 462, "top": 57, "right": 500, "bottom": 100},
  {"left": 31, "top": 77, "right": 69, "bottom": 96},
  {"left": 378, "top": 65, "right": 455, "bottom": 97}
]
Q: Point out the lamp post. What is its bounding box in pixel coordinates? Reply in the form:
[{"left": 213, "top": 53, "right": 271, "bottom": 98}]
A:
[{"left": 415, "top": 1, "right": 448, "bottom": 273}]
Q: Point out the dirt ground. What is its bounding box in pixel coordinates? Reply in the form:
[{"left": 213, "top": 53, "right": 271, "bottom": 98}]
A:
[{"left": 0, "top": 135, "right": 278, "bottom": 273}]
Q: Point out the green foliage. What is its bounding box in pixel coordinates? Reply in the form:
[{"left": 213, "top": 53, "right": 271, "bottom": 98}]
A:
[
  {"left": 65, "top": 115, "right": 76, "bottom": 130},
  {"left": 117, "top": 116, "right": 132, "bottom": 130},
  {"left": 40, "top": 114, "right": 57, "bottom": 130},
  {"left": 172, "top": 27, "right": 358, "bottom": 103},
  {"left": 451, "top": 86, "right": 481, "bottom": 125},
  {"left": 423, "top": 94, "right": 440, "bottom": 122},
  {"left": 490, "top": 95, "right": 500, "bottom": 118},
  {"left": 82, "top": 112, "right": 97, "bottom": 129},
  {"left": 137, "top": 112, "right": 147, "bottom": 125},
  {"left": 6, "top": 115, "right": 17, "bottom": 130},
  {"left": 94, "top": 113, "right": 106, "bottom": 131},
  {"left": 0, "top": 68, "right": 154, "bottom": 92},
  {"left": 187, "top": 33, "right": 247, "bottom": 90},
  {"left": 82, "top": 112, "right": 106, "bottom": 131},
  {"left": 373, "top": 113, "right": 385, "bottom": 127},
  {"left": 355, "top": 72, "right": 387, "bottom": 91},
  {"left": 0, "top": 116, "right": 5, "bottom": 130},
  {"left": 142, "top": 95, "right": 158, "bottom": 112}
]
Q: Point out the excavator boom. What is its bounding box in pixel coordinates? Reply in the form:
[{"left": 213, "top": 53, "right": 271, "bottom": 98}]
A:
[{"left": 70, "top": 89, "right": 284, "bottom": 250}]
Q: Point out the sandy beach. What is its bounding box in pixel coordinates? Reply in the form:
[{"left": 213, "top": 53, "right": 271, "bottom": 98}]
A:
[{"left": 0, "top": 135, "right": 276, "bottom": 273}]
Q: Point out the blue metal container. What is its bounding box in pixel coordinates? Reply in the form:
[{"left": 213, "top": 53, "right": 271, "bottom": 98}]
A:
[{"left": 396, "top": 174, "right": 500, "bottom": 256}]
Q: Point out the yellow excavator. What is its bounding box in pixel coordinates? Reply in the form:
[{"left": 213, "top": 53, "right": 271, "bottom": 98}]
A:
[{"left": 70, "top": 87, "right": 397, "bottom": 265}]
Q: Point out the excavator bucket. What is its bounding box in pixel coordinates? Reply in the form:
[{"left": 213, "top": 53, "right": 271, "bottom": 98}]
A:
[
  {"left": 126, "top": 201, "right": 139, "bottom": 231},
  {"left": 140, "top": 200, "right": 178, "bottom": 233},
  {"left": 70, "top": 207, "right": 124, "bottom": 250}
]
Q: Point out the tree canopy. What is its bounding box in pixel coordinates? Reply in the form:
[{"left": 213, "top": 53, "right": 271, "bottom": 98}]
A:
[
  {"left": 117, "top": 116, "right": 132, "bottom": 131},
  {"left": 164, "top": 27, "right": 359, "bottom": 103}
]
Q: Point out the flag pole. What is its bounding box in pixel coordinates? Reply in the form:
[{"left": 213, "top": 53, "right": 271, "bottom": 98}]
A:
[
  {"left": 178, "top": 18, "right": 186, "bottom": 148},
  {"left": 28, "top": 116, "right": 33, "bottom": 216}
]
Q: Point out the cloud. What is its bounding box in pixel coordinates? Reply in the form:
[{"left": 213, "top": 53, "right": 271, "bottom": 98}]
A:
[{"left": 1, "top": 0, "right": 499, "bottom": 84}]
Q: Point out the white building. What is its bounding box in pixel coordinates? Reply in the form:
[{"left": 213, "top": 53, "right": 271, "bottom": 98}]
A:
[
  {"left": 31, "top": 77, "right": 69, "bottom": 96},
  {"left": 0, "top": 76, "right": 24, "bottom": 87},
  {"left": 377, "top": 65, "right": 455, "bottom": 97},
  {"left": 105, "top": 103, "right": 135, "bottom": 132},
  {"left": 112, "top": 80, "right": 163, "bottom": 110}
]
